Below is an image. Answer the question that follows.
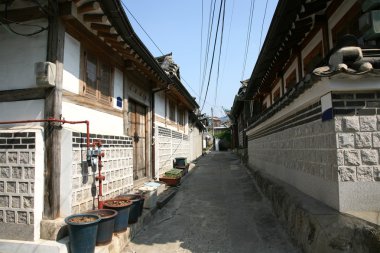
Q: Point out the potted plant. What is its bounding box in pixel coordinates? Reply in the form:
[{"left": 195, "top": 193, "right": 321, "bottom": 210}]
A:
[
  {"left": 103, "top": 198, "right": 132, "bottom": 233},
  {"left": 159, "top": 169, "right": 183, "bottom": 186},
  {"left": 65, "top": 213, "right": 101, "bottom": 253},
  {"left": 117, "top": 194, "right": 143, "bottom": 224},
  {"left": 85, "top": 209, "right": 118, "bottom": 245}
]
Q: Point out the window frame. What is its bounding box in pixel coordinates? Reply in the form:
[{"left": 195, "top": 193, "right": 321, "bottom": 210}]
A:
[{"left": 82, "top": 48, "right": 114, "bottom": 105}]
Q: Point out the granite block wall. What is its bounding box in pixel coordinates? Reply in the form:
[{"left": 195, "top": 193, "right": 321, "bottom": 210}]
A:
[
  {"left": 0, "top": 132, "right": 36, "bottom": 241},
  {"left": 71, "top": 133, "right": 134, "bottom": 213},
  {"left": 157, "top": 126, "right": 190, "bottom": 174}
]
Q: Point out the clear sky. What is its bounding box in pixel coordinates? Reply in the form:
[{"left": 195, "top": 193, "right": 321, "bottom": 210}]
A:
[{"left": 122, "top": 0, "right": 278, "bottom": 117}]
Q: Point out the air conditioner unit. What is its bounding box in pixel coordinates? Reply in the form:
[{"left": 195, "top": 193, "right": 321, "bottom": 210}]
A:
[
  {"left": 35, "top": 62, "right": 56, "bottom": 87},
  {"left": 359, "top": 10, "right": 380, "bottom": 40}
]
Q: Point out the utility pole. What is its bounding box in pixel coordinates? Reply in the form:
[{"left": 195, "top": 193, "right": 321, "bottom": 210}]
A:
[{"left": 211, "top": 107, "right": 215, "bottom": 151}]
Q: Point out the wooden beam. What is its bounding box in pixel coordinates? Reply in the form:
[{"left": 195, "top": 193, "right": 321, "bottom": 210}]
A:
[
  {"left": 90, "top": 23, "right": 116, "bottom": 33},
  {"left": 0, "top": 6, "right": 45, "bottom": 24},
  {"left": 97, "top": 31, "right": 122, "bottom": 41},
  {"left": 83, "top": 14, "right": 107, "bottom": 23},
  {"left": 0, "top": 87, "right": 52, "bottom": 102},
  {"left": 77, "top": 1, "right": 100, "bottom": 14},
  {"left": 44, "top": 11, "right": 65, "bottom": 219}
]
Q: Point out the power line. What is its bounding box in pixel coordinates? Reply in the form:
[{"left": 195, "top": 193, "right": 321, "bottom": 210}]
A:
[
  {"left": 121, "top": 1, "right": 165, "bottom": 55},
  {"left": 199, "top": 0, "right": 204, "bottom": 102},
  {"left": 200, "top": 0, "right": 217, "bottom": 103},
  {"left": 241, "top": 0, "right": 256, "bottom": 80},
  {"left": 259, "top": 0, "right": 269, "bottom": 50},
  {"left": 214, "top": 0, "right": 226, "bottom": 107},
  {"left": 221, "top": 0, "right": 236, "bottom": 80},
  {"left": 201, "top": 0, "right": 225, "bottom": 111}
]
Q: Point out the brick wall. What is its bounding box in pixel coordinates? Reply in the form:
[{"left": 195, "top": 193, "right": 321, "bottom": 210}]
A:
[
  {"left": 157, "top": 126, "right": 190, "bottom": 175},
  {"left": 0, "top": 132, "right": 36, "bottom": 240},
  {"left": 71, "top": 133, "right": 134, "bottom": 213}
]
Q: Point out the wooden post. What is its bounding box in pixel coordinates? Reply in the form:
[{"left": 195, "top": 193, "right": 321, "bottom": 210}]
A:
[{"left": 44, "top": 13, "right": 65, "bottom": 219}]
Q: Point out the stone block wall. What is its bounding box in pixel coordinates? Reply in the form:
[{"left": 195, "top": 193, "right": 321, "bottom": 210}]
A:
[
  {"left": 248, "top": 119, "right": 340, "bottom": 209},
  {"left": 71, "top": 132, "right": 134, "bottom": 214},
  {"left": 0, "top": 132, "right": 36, "bottom": 241},
  {"left": 157, "top": 126, "right": 190, "bottom": 175},
  {"left": 335, "top": 115, "right": 380, "bottom": 211}
]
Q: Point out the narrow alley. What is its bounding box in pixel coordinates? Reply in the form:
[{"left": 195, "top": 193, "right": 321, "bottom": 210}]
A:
[{"left": 123, "top": 152, "right": 300, "bottom": 253}]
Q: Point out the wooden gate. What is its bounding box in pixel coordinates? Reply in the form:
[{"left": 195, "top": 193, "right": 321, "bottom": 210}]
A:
[{"left": 128, "top": 100, "right": 147, "bottom": 180}]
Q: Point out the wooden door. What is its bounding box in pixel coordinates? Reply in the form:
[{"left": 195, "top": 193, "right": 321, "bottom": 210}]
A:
[{"left": 128, "top": 100, "right": 147, "bottom": 180}]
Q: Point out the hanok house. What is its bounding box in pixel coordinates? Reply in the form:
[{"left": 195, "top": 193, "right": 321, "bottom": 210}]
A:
[
  {"left": 154, "top": 53, "right": 203, "bottom": 177},
  {"left": 0, "top": 0, "right": 201, "bottom": 248},
  {"left": 239, "top": 0, "right": 380, "bottom": 224}
]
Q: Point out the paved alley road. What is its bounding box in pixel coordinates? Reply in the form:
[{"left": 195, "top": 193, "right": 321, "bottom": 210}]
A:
[{"left": 123, "top": 152, "right": 300, "bottom": 253}]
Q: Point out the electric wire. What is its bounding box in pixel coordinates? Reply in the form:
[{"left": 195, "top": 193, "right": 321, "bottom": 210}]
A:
[
  {"left": 121, "top": 1, "right": 165, "bottom": 55},
  {"left": 201, "top": 0, "right": 224, "bottom": 111},
  {"left": 199, "top": 0, "right": 217, "bottom": 104},
  {"left": 1, "top": 0, "right": 48, "bottom": 37},
  {"left": 259, "top": 0, "right": 269, "bottom": 50},
  {"left": 214, "top": 0, "right": 226, "bottom": 107},
  {"left": 241, "top": 0, "right": 256, "bottom": 80},
  {"left": 221, "top": 0, "right": 235, "bottom": 80},
  {"left": 199, "top": 0, "right": 204, "bottom": 102}
]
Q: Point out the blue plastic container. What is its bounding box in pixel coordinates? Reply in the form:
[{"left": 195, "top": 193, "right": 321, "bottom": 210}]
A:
[
  {"left": 118, "top": 194, "right": 142, "bottom": 224},
  {"left": 86, "top": 209, "right": 118, "bottom": 245},
  {"left": 65, "top": 213, "right": 100, "bottom": 253},
  {"left": 103, "top": 198, "right": 132, "bottom": 233}
]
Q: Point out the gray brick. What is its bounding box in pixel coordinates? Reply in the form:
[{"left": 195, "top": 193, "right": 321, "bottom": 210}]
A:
[
  {"left": 19, "top": 182, "right": 28, "bottom": 193},
  {"left": 19, "top": 152, "right": 29, "bottom": 164},
  {"left": 373, "top": 132, "right": 380, "bottom": 148},
  {"left": 30, "top": 182, "right": 34, "bottom": 194},
  {"left": 29, "top": 212, "right": 34, "bottom": 224},
  {"left": 24, "top": 167, "right": 34, "bottom": 179},
  {"left": 18, "top": 211, "right": 27, "bottom": 224},
  {"left": 12, "top": 167, "right": 22, "bottom": 179},
  {"left": 0, "top": 195, "right": 9, "bottom": 207},
  {"left": 374, "top": 167, "right": 380, "bottom": 181},
  {"left": 360, "top": 116, "right": 377, "bottom": 131},
  {"left": 344, "top": 150, "right": 361, "bottom": 166},
  {"left": 6, "top": 210, "right": 15, "bottom": 223},
  {"left": 343, "top": 117, "right": 360, "bottom": 131},
  {"left": 0, "top": 167, "right": 10, "bottom": 178},
  {"left": 338, "top": 133, "right": 355, "bottom": 148},
  {"left": 339, "top": 166, "right": 357, "bottom": 181},
  {"left": 0, "top": 181, "right": 3, "bottom": 193},
  {"left": 23, "top": 197, "right": 33, "bottom": 209},
  {"left": 12, "top": 196, "right": 20, "bottom": 208},
  {"left": 361, "top": 149, "right": 379, "bottom": 165},
  {"left": 355, "top": 133, "right": 372, "bottom": 148},
  {"left": 0, "top": 210, "right": 3, "bottom": 222},
  {"left": 6, "top": 182, "right": 16, "bottom": 193},
  {"left": 357, "top": 167, "right": 373, "bottom": 181},
  {"left": 0, "top": 152, "right": 5, "bottom": 163},
  {"left": 7, "top": 152, "right": 17, "bottom": 164}
]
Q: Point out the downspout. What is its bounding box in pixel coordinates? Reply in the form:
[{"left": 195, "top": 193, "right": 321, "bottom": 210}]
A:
[{"left": 151, "top": 85, "right": 170, "bottom": 179}]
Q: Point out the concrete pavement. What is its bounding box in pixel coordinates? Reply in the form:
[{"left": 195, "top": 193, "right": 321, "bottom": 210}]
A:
[{"left": 123, "top": 152, "right": 300, "bottom": 253}]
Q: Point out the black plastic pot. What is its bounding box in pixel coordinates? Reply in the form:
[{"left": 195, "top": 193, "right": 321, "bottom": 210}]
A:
[
  {"left": 103, "top": 198, "right": 132, "bottom": 233},
  {"left": 65, "top": 213, "right": 100, "bottom": 253},
  {"left": 118, "top": 194, "right": 142, "bottom": 224},
  {"left": 138, "top": 196, "right": 145, "bottom": 216},
  {"left": 86, "top": 209, "right": 118, "bottom": 245}
]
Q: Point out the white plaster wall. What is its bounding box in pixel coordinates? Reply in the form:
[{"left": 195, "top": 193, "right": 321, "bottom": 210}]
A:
[
  {"left": 60, "top": 129, "right": 73, "bottom": 217},
  {"left": 63, "top": 33, "right": 80, "bottom": 95},
  {"left": 154, "top": 92, "right": 166, "bottom": 118},
  {"left": 61, "top": 101, "right": 123, "bottom": 135},
  {"left": 0, "top": 19, "right": 48, "bottom": 91},
  {"left": 263, "top": 95, "right": 271, "bottom": 108},
  {"left": 113, "top": 68, "right": 124, "bottom": 110},
  {"left": 0, "top": 100, "right": 45, "bottom": 126},
  {"left": 33, "top": 128, "right": 44, "bottom": 241}
]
